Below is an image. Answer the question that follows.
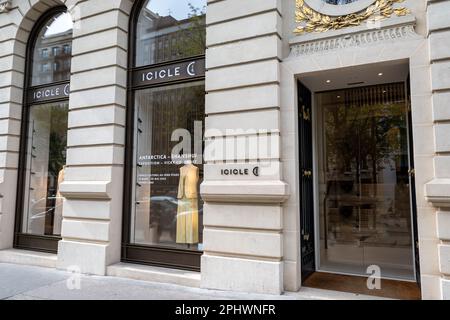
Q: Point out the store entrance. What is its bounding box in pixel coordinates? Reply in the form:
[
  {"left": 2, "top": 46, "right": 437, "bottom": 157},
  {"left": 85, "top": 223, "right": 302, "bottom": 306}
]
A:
[{"left": 298, "top": 62, "right": 421, "bottom": 298}]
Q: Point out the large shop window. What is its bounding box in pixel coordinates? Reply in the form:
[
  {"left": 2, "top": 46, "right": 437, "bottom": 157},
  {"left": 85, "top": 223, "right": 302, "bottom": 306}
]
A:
[
  {"left": 123, "top": 0, "right": 206, "bottom": 271},
  {"left": 15, "top": 8, "right": 72, "bottom": 253}
]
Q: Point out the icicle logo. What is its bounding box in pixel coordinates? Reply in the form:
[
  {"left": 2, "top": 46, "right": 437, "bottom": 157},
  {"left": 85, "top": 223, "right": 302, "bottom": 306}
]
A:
[{"left": 367, "top": 265, "right": 381, "bottom": 290}]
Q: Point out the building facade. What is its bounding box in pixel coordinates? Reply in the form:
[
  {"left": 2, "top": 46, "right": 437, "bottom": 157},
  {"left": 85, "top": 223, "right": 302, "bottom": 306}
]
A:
[{"left": 0, "top": 0, "right": 449, "bottom": 300}]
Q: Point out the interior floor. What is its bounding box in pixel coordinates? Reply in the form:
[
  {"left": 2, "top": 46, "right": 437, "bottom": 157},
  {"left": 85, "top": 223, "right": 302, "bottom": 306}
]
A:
[
  {"left": 320, "top": 240, "right": 415, "bottom": 281},
  {"left": 303, "top": 272, "right": 421, "bottom": 300}
]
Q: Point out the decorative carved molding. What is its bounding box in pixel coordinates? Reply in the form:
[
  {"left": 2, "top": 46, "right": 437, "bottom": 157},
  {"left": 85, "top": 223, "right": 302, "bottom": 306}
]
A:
[
  {"left": 289, "top": 19, "right": 418, "bottom": 57},
  {"left": 0, "top": 0, "right": 11, "bottom": 13},
  {"left": 294, "top": 0, "right": 409, "bottom": 34}
]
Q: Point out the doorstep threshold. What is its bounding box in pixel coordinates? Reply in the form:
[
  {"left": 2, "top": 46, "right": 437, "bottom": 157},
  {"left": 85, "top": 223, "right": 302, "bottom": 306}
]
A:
[
  {"left": 107, "top": 262, "right": 201, "bottom": 288},
  {"left": 0, "top": 249, "right": 57, "bottom": 269},
  {"left": 287, "top": 286, "right": 391, "bottom": 300}
]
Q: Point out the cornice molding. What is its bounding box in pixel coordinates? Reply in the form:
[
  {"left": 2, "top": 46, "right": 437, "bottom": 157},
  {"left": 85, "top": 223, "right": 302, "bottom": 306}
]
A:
[
  {"left": 289, "top": 15, "right": 419, "bottom": 57},
  {"left": 201, "top": 180, "right": 290, "bottom": 204},
  {"left": 59, "top": 181, "right": 113, "bottom": 200}
]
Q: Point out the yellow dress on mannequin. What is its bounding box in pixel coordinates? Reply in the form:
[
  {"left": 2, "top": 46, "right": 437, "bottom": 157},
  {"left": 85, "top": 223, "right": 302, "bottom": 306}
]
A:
[{"left": 176, "top": 163, "right": 199, "bottom": 244}]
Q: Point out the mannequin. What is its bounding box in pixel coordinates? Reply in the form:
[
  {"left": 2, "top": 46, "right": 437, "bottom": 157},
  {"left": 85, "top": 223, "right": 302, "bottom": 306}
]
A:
[
  {"left": 176, "top": 160, "right": 199, "bottom": 244},
  {"left": 53, "top": 165, "right": 66, "bottom": 235}
]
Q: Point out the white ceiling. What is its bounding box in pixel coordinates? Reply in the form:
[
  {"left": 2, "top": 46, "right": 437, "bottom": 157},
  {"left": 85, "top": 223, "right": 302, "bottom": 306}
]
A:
[{"left": 299, "top": 59, "right": 410, "bottom": 92}]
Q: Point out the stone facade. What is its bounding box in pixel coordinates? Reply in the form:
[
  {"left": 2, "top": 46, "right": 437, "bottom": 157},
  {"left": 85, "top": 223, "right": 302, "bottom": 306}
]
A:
[
  {"left": 201, "top": 0, "right": 287, "bottom": 295},
  {"left": 0, "top": 0, "right": 448, "bottom": 299},
  {"left": 426, "top": 0, "right": 450, "bottom": 300}
]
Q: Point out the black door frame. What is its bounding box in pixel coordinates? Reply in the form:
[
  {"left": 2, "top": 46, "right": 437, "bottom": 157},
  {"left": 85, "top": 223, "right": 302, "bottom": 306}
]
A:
[
  {"left": 406, "top": 76, "right": 421, "bottom": 285},
  {"left": 298, "top": 80, "right": 422, "bottom": 285},
  {"left": 298, "top": 81, "right": 316, "bottom": 282}
]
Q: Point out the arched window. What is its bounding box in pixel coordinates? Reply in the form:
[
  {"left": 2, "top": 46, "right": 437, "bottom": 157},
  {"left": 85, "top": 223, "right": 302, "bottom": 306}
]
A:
[
  {"left": 123, "top": 0, "right": 206, "bottom": 270},
  {"left": 15, "top": 7, "right": 73, "bottom": 253}
]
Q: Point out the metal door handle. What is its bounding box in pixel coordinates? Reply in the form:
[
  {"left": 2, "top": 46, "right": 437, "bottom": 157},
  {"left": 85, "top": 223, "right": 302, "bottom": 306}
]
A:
[{"left": 303, "top": 170, "right": 312, "bottom": 177}]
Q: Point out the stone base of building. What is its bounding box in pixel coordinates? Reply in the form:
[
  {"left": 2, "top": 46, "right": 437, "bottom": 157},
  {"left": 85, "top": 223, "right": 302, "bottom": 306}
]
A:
[
  {"left": 0, "top": 249, "right": 57, "bottom": 269},
  {"left": 201, "top": 255, "right": 283, "bottom": 295}
]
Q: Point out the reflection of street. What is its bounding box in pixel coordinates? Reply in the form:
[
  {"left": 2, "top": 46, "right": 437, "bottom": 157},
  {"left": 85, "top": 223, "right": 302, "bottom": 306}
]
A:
[
  {"left": 28, "top": 196, "right": 63, "bottom": 235},
  {"left": 137, "top": 196, "right": 203, "bottom": 244}
]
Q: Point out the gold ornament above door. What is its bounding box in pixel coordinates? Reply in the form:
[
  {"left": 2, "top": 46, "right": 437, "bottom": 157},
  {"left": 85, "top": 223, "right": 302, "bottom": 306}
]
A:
[{"left": 294, "top": 0, "right": 409, "bottom": 34}]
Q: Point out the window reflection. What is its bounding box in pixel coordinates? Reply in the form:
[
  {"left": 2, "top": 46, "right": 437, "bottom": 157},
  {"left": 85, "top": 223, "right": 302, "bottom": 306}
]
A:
[
  {"left": 131, "top": 82, "right": 205, "bottom": 250},
  {"left": 317, "top": 83, "right": 415, "bottom": 280},
  {"left": 32, "top": 12, "right": 73, "bottom": 86},
  {"left": 136, "top": 0, "right": 206, "bottom": 67},
  {"left": 22, "top": 102, "right": 68, "bottom": 236}
]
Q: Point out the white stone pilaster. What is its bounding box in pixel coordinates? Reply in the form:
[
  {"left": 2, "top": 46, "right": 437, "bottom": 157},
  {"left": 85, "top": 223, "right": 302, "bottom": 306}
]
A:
[
  {"left": 57, "top": 0, "right": 134, "bottom": 276},
  {"left": 425, "top": 0, "right": 450, "bottom": 300},
  {"left": 201, "top": 0, "right": 288, "bottom": 294},
  {"left": 0, "top": 8, "right": 21, "bottom": 250}
]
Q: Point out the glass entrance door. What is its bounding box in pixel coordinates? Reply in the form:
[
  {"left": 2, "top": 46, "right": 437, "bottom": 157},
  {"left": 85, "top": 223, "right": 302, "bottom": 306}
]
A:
[{"left": 316, "top": 83, "right": 416, "bottom": 281}]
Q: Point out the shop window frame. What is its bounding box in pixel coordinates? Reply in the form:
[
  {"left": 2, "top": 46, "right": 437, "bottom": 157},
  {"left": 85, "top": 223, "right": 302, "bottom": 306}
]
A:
[
  {"left": 14, "top": 6, "right": 71, "bottom": 253},
  {"left": 121, "top": 0, "right": 206, "bottom": 272}
]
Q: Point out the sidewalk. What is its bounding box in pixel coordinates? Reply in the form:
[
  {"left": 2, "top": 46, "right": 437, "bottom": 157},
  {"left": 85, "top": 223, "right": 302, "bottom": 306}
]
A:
[{"left": 0, "top": 263, "right": 383, "bottom": 300}]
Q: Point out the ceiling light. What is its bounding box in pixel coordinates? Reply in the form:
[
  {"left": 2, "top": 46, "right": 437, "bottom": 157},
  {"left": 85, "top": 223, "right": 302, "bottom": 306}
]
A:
[
  {"left": 378, "top": 72, "right": 384, "bottom": 76},
  {"left": 326, "top": 80, "right": 331, "bottom": 84}
]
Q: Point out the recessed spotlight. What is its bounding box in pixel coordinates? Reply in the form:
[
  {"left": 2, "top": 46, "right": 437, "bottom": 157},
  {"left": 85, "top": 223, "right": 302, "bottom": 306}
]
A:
[
  {"left": 378, "top": 72, "right": 384, "bottom": 76},
  {"left": 337, "top": 95, "right": 341, "bottom": 99},
  {"left": 326, "top": 80, "right": 331, "bottom": 84}
]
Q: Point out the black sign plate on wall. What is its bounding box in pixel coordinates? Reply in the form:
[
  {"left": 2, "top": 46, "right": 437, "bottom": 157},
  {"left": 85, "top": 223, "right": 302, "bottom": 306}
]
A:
[
  {"left": 28, "top": 82, "right": 70, "bottom": 104},
  {"left": 133, "top": 58, "right": 205, "bottom": 88}
]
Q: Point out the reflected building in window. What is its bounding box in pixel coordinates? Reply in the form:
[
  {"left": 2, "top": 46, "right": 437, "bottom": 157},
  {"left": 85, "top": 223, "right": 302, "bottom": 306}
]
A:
[
  {"left": 32, "top": 13, "right": 72, "bottom": 86},
  {"left": 19, "top": 10, "right": 72, "bottom": 244},
  {"left": 136, "top": 5, "right": 205, "bottom": 67}
]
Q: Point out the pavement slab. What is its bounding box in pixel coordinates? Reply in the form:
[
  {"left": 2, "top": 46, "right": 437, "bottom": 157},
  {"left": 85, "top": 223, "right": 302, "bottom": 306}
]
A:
[{"left": 0, "top": 263, "right": 382, "bottom": 300}]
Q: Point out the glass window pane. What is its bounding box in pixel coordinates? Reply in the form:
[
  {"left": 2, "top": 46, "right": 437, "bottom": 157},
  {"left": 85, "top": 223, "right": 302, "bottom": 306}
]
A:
[
  {"left": 31, "top": 12, "right": 73, "bottom": 86},
  {"left": 136, "top": 0, "right": 206, "bottom": 67},
  {"left": 317, "top": 83, "right": 415, "bottom": 280},
  {"left": 22, "top": 102, "right": 68, "bottom": 236},
  {"left": 131, "top": 81, "right": 205, "bottom": 251}
]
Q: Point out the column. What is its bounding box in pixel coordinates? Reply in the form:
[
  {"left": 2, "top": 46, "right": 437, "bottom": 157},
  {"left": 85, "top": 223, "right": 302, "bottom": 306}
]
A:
[
  {"left": 201, "top": 0, "right": 288, "bottom": 294},
  {"left": 0, "top": 1, "right": 23, "bottom": 250},
  {"left": 57, "top": 0, "right": 133, "bottom": 275},
  {"left": 425, "top": 0, "right": 450, "bottom": 300}
]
